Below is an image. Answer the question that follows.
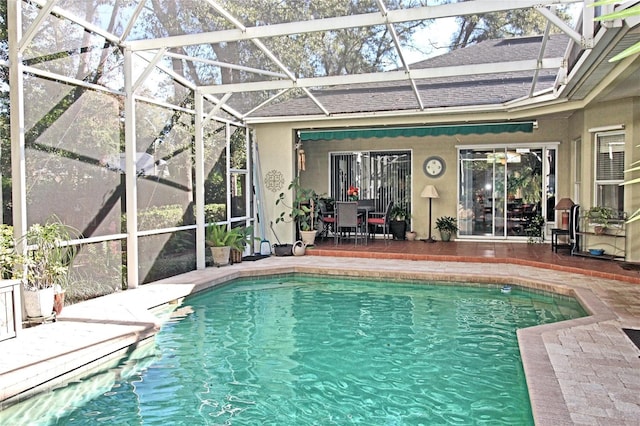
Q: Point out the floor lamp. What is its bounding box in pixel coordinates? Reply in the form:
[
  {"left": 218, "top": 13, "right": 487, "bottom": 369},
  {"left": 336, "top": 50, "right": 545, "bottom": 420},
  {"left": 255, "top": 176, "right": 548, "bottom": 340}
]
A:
[{"left": 421, "top": 185, "right": 439, "bottom": 243}]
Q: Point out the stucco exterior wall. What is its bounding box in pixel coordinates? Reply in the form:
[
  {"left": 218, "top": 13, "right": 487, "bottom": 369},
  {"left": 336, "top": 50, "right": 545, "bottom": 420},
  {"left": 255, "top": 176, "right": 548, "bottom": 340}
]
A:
[
  {"left": 581, "top": 97, "right": 638, "bottom": 261},
  {"left": 254, "top": 102, "right": 638, "bottom": 261},
  {"left": 255, "top": 115, "right": 571, "bottom": 243}
]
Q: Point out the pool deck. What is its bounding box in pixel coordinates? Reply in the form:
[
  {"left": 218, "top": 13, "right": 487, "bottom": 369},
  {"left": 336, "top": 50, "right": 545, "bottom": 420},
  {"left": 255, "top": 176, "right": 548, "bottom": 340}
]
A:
[{"left": 1, "top": 243, "right": 640, "bottom": 424}]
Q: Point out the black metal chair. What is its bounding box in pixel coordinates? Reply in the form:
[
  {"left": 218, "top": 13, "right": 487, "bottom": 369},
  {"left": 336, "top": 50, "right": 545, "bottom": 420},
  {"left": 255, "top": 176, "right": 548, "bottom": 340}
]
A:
[
  {"left": 318, "top": 199, "right": 335, "bottom": 239},
  {"left": 367, "top": 201, "right": 393, "bottom": 243}
]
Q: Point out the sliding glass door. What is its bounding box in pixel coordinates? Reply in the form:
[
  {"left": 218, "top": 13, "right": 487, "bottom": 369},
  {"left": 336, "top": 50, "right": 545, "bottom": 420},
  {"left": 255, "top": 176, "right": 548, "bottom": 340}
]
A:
[{"left": 458, "top": 145, "right": 556, "bottom": 238}]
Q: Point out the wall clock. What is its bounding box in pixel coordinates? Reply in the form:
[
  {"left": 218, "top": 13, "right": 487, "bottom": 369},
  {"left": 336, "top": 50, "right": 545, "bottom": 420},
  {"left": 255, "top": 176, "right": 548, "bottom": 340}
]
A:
[{"left": 423, "top": 156, "right": 445, "bottom": 178}]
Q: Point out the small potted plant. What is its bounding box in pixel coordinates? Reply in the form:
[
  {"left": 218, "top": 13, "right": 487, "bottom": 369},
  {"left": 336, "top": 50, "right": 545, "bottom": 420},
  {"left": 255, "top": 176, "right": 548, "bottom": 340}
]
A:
[
  {"left": 17, "top": 219, "right": 78, "bottom": 318},
  {"left": 229, "top": 226, "right": 259, "bottom": 264},
  {"left": 587, "top": 206, "right": 614, "bottom": 234},
  {"left": 405, "top": 229, "right": 417, "bottom": 241},
  {"left": 435, "top": 216, "right": 458, "bottom": 242}
]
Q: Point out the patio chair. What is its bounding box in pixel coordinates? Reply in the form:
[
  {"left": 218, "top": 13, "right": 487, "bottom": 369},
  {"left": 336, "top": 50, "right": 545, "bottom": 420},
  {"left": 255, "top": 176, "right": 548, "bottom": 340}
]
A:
[
  {"left": 318, "top": 199, "right": 336, "bottom": 239},
  {"left": 335, "top": 201, "right": 364, "bottom": 245},
  {"left": 367, "top": 201, "right": 393, "bottom": 243}
]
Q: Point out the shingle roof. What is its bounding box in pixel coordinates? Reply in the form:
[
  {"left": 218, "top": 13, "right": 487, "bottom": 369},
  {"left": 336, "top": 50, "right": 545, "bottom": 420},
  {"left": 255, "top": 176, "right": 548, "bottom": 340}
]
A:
[{"left": 253, "top": 34, "right": 569, "bottom": 118}]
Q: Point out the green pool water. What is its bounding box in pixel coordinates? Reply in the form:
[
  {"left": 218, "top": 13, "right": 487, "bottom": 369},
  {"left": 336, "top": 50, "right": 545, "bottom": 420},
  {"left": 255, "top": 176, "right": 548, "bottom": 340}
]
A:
[{"left": 1, "top": 275, "right": 586, "bottom": 425}]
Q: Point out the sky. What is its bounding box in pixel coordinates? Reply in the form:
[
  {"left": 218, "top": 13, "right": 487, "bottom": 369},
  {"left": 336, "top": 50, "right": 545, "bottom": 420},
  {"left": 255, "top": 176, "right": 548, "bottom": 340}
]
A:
[{"left": 404, "top": 16, "right": 459, "bottom": 64}]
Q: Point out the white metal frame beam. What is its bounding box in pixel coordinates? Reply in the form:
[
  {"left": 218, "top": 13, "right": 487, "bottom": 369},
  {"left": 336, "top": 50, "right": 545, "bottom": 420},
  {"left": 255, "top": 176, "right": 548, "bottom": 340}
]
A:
[
  {"left": 201, "top": 58, "right": 564, "bottom": 95},
  {"left": 126, "top": 0, "right": 583, "bottom": 51}
]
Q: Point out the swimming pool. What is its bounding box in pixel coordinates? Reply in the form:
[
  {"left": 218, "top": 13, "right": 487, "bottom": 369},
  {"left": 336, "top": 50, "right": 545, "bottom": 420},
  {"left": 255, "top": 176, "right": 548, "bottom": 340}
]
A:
[{"left": 1, "top": 274, "right": 586, "bottom": 425}]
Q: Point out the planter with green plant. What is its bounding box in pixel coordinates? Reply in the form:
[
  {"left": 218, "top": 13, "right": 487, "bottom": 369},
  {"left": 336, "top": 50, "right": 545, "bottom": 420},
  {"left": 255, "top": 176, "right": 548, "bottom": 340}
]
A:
[
  {"left": 17, "top": 220, "right": 78, "bottom": 318},
  {"left": 389, "top": 204, "right": 408, "bottom": 240},
  {"left": 435, "top": 216, "right": 458, "bottom": 242},
  {"left": 229, "top": 226, "right": 259, "bottom": 263},
  {"left": 205, "top": 224, "right": 243, "bottom": 266},
  {"left": 275, "top": 178, "right": 321, "bottom": 245},
  {"left": 587, "top": 206, "right": 615, "bottom": 234}
]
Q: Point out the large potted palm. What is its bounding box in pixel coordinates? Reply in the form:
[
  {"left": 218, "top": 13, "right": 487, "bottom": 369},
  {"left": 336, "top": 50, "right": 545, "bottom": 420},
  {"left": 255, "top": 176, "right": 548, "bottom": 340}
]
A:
[{"left": 18, "top": 220, "right": 78, "bottom": 319}]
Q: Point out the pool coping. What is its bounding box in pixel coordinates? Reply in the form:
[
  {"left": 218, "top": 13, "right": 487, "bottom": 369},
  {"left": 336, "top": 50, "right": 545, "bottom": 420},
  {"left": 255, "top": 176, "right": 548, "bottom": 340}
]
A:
[{"left": 1, "top": 256, "right": 639, "bottom": 424}]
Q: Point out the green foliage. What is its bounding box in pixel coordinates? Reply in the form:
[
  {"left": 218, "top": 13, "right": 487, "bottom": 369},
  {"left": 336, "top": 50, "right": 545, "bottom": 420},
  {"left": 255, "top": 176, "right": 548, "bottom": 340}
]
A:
[
  {"left": 390, "top": 204, "right": 408, "bottom": 221},
  {"left": 17, "top": 219, "right": 79, "bottom": 290},
  {"left": 275, "top": 178, "right": 320, "bottom": 232},
  {"left": 587, "top": 206, "right": 615, "bottom": 226},
  {"left": 526, "top": 214, "right": 545, "bottom": 244},
  {"left": 435, "top": 216, "right": 458, "bottom": 232},
  {"left": 232, "top": 225, "right": 260, "bottom": 250},
  {"left": 205, "top": 224, "right": 243, "bottom": 249},
  {"left": 204, "top": 204, "right": 226, "bottom": 223},
  {"left": 127, "top": 204, "right": 225, "bottom": 231},
  {"left": 136, "top": 205, "right": 187, "bottom": 230},
  {"left": 0, "top": 224, "right": 17, "bottom": 279}
]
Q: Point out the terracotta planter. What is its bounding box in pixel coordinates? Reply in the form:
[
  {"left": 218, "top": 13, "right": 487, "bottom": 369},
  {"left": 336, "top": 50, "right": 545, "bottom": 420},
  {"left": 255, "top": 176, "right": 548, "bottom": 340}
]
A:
[
  {"left": 53, "top": 291, "right": 65, "bottom": 315},
  {"left": 405, "top": 231, "right": 417, "bottom": 241}
]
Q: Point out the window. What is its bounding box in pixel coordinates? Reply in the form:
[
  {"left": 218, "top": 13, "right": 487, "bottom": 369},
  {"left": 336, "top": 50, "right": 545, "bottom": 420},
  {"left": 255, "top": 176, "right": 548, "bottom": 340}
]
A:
[
  {"left": 329, "top": 151, "right": 411, "bottom": 213},
  {"left": 594, "top": 132, "right": 625, "bottom": 211}
]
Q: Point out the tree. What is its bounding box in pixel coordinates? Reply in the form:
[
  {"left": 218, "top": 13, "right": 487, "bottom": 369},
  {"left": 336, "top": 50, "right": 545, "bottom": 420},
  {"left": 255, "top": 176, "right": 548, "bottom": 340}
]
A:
[{"left": 447, "top": 2, "right": 572, "bottom": 50}]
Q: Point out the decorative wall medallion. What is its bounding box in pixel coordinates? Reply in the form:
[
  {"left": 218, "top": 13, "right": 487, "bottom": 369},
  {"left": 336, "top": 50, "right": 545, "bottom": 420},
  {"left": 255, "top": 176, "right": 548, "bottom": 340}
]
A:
[
  {"left": 265, "top": 169, "right": 285, "bottom": 192},
  {"left": 423, "top": 156, "right": 446, "bottom": 178}
]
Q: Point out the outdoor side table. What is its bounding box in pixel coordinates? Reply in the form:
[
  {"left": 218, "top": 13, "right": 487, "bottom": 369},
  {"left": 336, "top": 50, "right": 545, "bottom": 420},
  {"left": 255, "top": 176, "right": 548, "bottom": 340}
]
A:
[{"left": 551, "top": 228, "right": 571, "bottom": 253}]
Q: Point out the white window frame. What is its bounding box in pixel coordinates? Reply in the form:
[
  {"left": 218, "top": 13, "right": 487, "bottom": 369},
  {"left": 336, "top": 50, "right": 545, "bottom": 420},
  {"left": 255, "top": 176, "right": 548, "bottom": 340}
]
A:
[{"left": 593, "top": 131, "right": 625, "bottom": 211}]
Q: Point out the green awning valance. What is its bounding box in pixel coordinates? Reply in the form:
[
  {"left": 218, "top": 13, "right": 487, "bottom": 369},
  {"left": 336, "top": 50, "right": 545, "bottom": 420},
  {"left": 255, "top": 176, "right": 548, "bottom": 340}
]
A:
[{"left": 298, "top": 122, "right": 535, "bottom": 141}]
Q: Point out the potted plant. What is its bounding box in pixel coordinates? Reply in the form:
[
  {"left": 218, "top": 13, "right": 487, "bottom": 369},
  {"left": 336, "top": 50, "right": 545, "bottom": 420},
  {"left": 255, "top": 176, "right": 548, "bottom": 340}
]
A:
[
  {"left": 229, "top": 226, "right": 259, "bottom": 264},
  {"left": 435, "top": 216, "right": 458, "bottom": 242},
  {"left": 389, "top": 204, "right": 408, "bottom": 240},
  {"left": 275, "top": 178, "right": 321, "bottom": 246},
  {"left": 587, "top": 206, "right": 614, "bottom": 234},
  {"left": 525, "top": 214, "right": 545, "bottom": 243},
  {"left": 17, "top": 220, "right": 78, "bottom": 318},
  {"left": 205, "top": 224, "right": 243, "bottom": 266}
]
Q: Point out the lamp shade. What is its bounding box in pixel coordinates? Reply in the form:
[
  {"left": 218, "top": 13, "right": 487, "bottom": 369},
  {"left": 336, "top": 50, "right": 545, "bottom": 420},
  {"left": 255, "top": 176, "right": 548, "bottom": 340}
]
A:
[
  {"left": 554, "top": 198, "right": 574, "bottom": 210},
  {"left": 421, "top": 185, "right": 439, "bottom": 199}
]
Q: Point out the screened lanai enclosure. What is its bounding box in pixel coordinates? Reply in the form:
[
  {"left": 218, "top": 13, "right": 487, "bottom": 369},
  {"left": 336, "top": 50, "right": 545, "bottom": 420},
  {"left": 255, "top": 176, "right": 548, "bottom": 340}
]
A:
[{"left": 1, "top": 0, "right": 635, "bottom": 292}]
